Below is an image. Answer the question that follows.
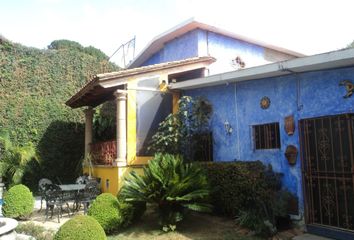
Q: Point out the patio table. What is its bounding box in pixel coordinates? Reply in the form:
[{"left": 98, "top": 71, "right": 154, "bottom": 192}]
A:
[
  {"left": 58, "top": 184, "right": 86, "bottom": 212},
  {"left": 59, "top": 184, "right": 86, "bottom": 192}
]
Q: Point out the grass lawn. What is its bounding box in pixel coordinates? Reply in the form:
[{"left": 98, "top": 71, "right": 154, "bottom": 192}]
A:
[{"left": 108, "top": 210, "right": 261, "bottom": 240}]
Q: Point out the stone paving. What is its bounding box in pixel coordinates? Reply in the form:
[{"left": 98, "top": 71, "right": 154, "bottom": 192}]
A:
[{"left": 18, "top": 196, "right": 84, "bottom": 232}]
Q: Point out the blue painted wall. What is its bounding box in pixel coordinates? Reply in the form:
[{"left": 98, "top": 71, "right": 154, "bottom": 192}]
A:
[
  {"left": 141, "top": 29, "right": 199, "bottom": 66},
  {"left": 185, "top": 66, "right": 354, "bottom": 215},
  {"left": 140, "top": 28, "right": 295, "bottom": 73},
  {"left": 200, "top": 31, "right": 268, "bottom": 74}
]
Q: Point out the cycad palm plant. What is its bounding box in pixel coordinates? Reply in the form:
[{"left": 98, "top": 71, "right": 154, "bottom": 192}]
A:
[
  {"left": 0, "top": 131, "right": 37, "bottom": 186},
  {"left": 120, "top": 153, "right": 211, "bottom": 231}
]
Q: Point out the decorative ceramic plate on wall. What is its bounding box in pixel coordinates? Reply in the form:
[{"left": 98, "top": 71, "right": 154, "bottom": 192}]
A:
[{"left": 260, "top": 96, "right": 270, "bottom": 109}]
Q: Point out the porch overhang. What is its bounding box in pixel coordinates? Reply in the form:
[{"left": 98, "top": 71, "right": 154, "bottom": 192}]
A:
[{"left": 66, "top": 56, "right": 216, "bottom": 108}]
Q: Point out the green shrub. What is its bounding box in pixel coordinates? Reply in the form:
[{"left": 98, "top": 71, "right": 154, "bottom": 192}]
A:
[
  {"left": 117, "top": 195, "right": 147, "bottom": 222},
  {"left": 0, "top": 130, "right": 37, "bottom": 187},
  {"left": 204, "top": 161, "right": 266, "bottom": 216},
  {"left": 87, "top": 193, "right": 121, "bottom": 233},
  {"left": 120, "top": 153, "right": 211, "bottom": 232},
  {"left": 3, "top": 184, "right": 34, "bottom": 218},
  {"left": 117, "top": 200, "right": 134, "bottom": 228},
  {"left": 237, "top": 210, "right": 276, "bottom": 236},
  {"left": 54, "top": 215, "right": 106, "bottom": 240},
  {"left": 204, "top": 161, "right": 295, "bottom": 237}
]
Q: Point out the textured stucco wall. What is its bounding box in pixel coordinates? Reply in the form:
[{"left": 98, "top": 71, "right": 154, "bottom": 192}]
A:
[
  {"left": 185, "top": 66, "right": 354, "bottom": 215},
  {"left": 203, "top": 31, "right": 267, "bottom": 74},
  {"left": 141, "top": 29, "right": 297, "bottom": 73},
  {"left": 141, "top": 29, "right": 199, "bottom": 66}
]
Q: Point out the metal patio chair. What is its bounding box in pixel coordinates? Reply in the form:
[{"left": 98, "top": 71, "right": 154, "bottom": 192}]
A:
[
  {"left": 75, "top": 181, "right": 100, "bottom": 214},
  {"left": 38, "top": 178, "right": 52, "bottom": 212},
  {"left": 75, "top": 175, "right": 88, "bottom": 184},
  {"left": 44, "top": 184, "right": 72, "bottom": 223}
]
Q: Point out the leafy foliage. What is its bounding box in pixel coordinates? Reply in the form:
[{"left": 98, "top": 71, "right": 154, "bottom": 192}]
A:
[
  {"left": 237, "top": 210, "right": 276, "bottom": 237},
  {"left": 88, "top": 193, "right": 135, "bottom": 233},
  {"left": 117, "top": 200, "right": 134, "bottom": 228},
  {"left": 346, "top": 40, "right": 354, "bottom": 48},
  {"left": 88, "top": 193, "right": 122, "bottom": 233},
  {"left": 3, "top": 184, "right": 34, "bottom": 219},
  {"left": 204, "top": 161, "right": 295, "bottom": 237},
  {"left": 0, "top": 130, "right": 38, "bottom": 186},
  {"left": 54, "top": 215, "right": 106, "bottom": 240},
  {"left": 0, "top": 37, "right": 119, "bottom": 187},
  {"left": 119, "top": 154, "right": 211, "bottom": 231},
  {"left": 93, "top": 101, "right": 116, "bottom": 142},
  {"left": 48, "top": 40, "right": 109, "bottom": 61},
  {"left": 148, "top": 96, "right": 212, "bottom": 161}
]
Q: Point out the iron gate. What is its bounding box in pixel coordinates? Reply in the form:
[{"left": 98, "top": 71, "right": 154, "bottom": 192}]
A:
[{"left": 299, "top": 114, "right": 354, "bottom": 238}]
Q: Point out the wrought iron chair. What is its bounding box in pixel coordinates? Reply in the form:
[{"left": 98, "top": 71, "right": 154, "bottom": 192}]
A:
[
  {"left": 44, "top": 184, "right": 72, "bottom": 223},
  {"left": 38, "top": 178, "right": 52, "bottom": 212},
  {"left": 75, "top": 175, "right": 88, "bottom": 184},
  {"left": 75, "top": 181, "right": 100, "bottom": 214}
]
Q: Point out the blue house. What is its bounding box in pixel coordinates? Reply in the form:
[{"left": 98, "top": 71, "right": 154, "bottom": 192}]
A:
[
  {"left": 68, "top": 18, "right": 354, "bottom": 239},
  {"left": 130, "top": 19, "right": 354, "bottom": 239}
]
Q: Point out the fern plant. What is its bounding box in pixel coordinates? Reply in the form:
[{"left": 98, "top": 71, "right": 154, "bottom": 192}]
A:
[
  {"left": 0, "top": 130, "right": 37, "bottom": 186},
  {"left": 119, "top": 153, "right": 211, "bottom": 231}
]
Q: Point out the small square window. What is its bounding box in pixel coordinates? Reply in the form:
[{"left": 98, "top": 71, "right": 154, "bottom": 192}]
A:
[{"left": 253, "top": 122, "right": 280, "bottom": 149}]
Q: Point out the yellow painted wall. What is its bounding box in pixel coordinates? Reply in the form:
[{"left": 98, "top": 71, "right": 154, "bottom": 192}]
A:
[
  {"left": 86, "top": 72, "right": 181, "bottom": 195},
  {"left": 172, "top": 91, "right": 180, "bottom": 114},
  {"left": 83, "top": 166, "right": 119, "bottom": 195}
]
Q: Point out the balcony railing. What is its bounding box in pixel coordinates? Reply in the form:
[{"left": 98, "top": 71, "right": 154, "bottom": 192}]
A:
[{"left": 90, "top": 140, "right": 117, "bottom": 165}]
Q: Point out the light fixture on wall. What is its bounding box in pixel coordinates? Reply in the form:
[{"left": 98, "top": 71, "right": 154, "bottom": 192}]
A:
[{"left": 224, "top": 120, "right": 233, "bottom": 135}]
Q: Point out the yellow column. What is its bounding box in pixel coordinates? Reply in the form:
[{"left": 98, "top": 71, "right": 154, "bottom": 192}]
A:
[
  {"left": 84, "top": 107, "right": 94, "bottom": 157},
  {"left": 172, "top": 90, "right": 181, "bottom": 114},
  {"left": 114, "top": 90, "right": 128, "bottom": 166}
]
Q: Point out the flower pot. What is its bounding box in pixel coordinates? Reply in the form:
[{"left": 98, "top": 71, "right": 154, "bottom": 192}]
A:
[
  {"left": 284, "top": 115, "right": 295, "bottom": 136},
  {"left": 285, "top": 145, "right": 298, "bottom": 166}
]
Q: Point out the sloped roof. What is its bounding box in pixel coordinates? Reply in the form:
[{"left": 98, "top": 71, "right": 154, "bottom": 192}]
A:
[
  {"left": 66, "top": 56, "right": 215, "bottom": 108},
  {"left": 128, "top": 18, "right": 305, "bottom": 68}
]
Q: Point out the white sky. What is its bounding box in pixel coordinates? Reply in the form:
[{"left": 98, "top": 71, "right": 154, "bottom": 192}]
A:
[{"left": 1, "top": 0, "right": 354, "bottom": 66}]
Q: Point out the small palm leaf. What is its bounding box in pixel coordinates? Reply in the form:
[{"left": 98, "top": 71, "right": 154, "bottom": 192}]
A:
[
  {"left": 119, "top": 154, "right": 211, "bottom": 231},
  {"left": 0, "top": 130, "right": 37, "bottom": 185},
  {"left": 12, "top": 168, "right": 25, "bottom": 185}
]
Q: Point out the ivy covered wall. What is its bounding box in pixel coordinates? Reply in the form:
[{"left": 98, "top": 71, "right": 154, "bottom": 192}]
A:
[{"left": 0, "top": 38, "right": 119, "bottom": 187}]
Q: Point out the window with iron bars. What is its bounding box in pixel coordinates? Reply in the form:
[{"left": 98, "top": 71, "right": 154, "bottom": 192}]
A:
[{"left": 253, "top": 122, "right": 281, "bottom": 149}]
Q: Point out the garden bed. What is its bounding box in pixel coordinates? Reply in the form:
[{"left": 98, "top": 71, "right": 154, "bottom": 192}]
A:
[{"left": 108, "top": 210, "right": 261, "bottom": 240}]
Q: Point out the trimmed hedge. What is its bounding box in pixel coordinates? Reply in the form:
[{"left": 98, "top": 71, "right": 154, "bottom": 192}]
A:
[
  {"left": 88, "top": 193, "right": 135, "bottom": 233},
  {"left": 3, "top": 184, "right": 34, "bottom": 219},
  {"left": 204, "top": 161, "right": 294, "bottom": 236},
  {"left": 204, "top": 161, "right": 270, "bottom": 217},
  {"left": 88, "top": 193, "right": 121, "bottom": 233},
  {"left": 54, "top": 215, "right": 106, "bottom": 240}
]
